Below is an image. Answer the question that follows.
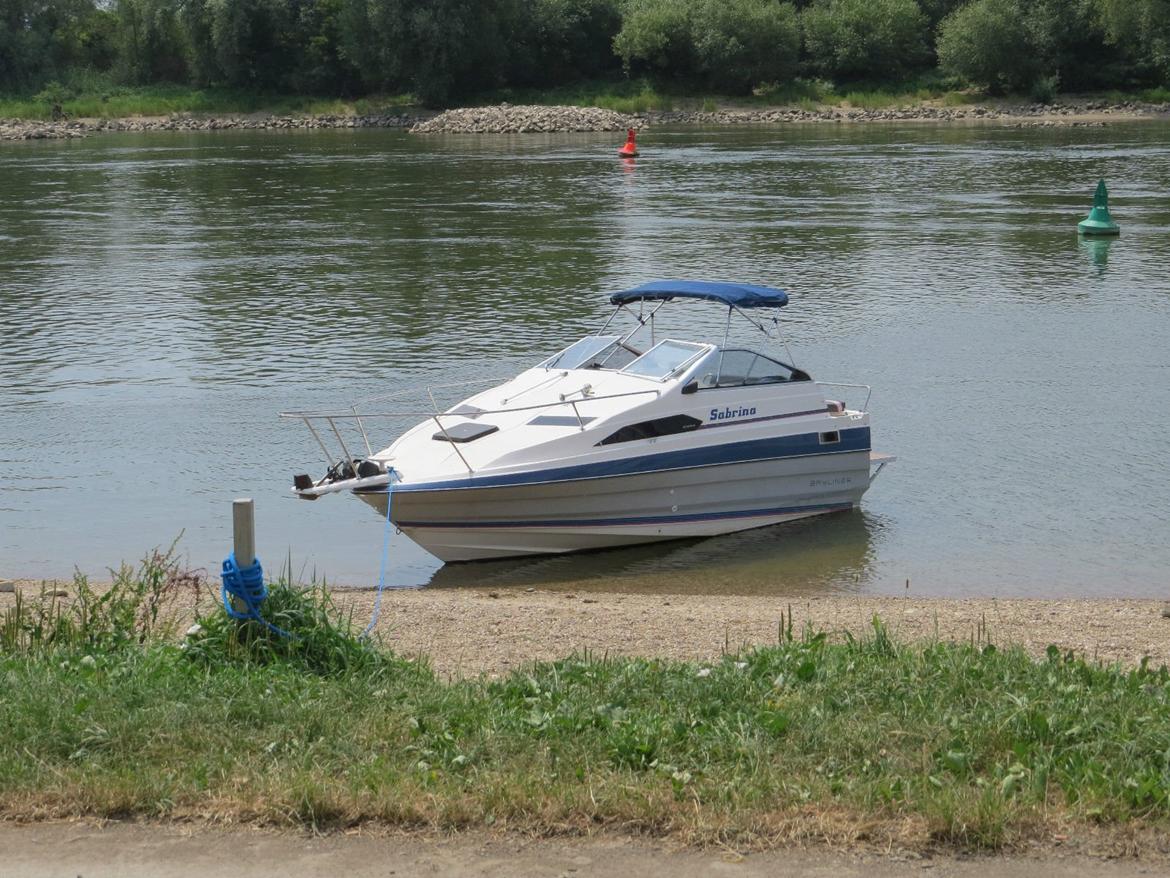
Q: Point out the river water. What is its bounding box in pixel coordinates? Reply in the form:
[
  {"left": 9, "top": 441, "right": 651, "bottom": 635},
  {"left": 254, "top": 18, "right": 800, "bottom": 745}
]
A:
[{"left": 2, "top": 123, "right": 1168, "bottom": 596}]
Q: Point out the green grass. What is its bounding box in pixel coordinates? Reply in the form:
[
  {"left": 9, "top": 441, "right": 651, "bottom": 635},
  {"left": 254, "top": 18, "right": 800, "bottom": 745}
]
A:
[
  {"left": 482, "top": 77, "right": 827, "bottom": 113},
  {"left": 544, "top": 77, "right": 973, "bottom": 113},
  {"left": 839, "top": 90, "right": 912, "bottom": 110},
  {"left": 2, "top": 564, "right": 1169, "bottom": 849},
  {"left": 941, "top": 90, "right": 979, "bottom": 107},
  {"left": 5, "top": 75, "right": 1166, "bottom": 123},
  {"left": 482, "top": 78, "right": 677, "bottom": 113},
  {"left": 0, "top": 83, "right": 418, "bottom": 121}
]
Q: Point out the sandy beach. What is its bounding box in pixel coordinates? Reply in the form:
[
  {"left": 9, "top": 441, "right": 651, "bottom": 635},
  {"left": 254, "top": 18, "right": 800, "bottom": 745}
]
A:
[
  {"left": 342, "top": 589, "right": 1170, "bottom": 678},
  {"left": 4, "top": 577, "right": 1168, "bottom": 677}
]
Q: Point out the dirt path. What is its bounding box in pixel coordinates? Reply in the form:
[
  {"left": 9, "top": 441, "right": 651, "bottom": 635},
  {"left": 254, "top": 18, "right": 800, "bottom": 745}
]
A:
[
  {"left": 4, "top": 822, "right": 1168, "bottom": 878},
  {"left": 3, "top": 580, "right": 1169, "bottom": 677}
]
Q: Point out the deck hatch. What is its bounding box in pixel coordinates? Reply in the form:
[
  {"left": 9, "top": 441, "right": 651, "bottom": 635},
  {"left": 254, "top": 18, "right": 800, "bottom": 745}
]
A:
[
  {"left": 529, "top": 415, "right": 597, "bottom": 427},
  {"left": 598, "top": 414, "right": 702, "bottom": 446},
  {"left": 433, "top": 422, "right": 500, "bottom": 443}
]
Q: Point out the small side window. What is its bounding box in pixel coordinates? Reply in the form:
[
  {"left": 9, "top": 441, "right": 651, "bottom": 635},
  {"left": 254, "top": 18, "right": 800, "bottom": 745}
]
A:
[
  {"left": 819, "top": 431, "right": 840, "bottom": 445},
  {"left": 598, "top": 414, "right": 703, "bottom": 445}
]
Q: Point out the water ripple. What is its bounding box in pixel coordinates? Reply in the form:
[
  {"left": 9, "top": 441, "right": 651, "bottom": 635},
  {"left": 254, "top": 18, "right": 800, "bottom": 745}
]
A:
[{"left": 1, "top": 123, "right": 1168, "bottom": 595}]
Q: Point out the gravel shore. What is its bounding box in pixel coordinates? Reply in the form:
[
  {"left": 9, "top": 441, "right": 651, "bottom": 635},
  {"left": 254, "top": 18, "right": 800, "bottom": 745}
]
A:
[
  {"left": 346, "top": 590, "right": 1170, "bottom": 678},
  {"left": 3, "top": 578, "right": 1167, "bottom": 678},
  {"left": 3, "top": 98, "right": 1167, "bottom": 141},
  {"left": 0, "top": 112, "right": 431, "bottom": 141},
  {"left": 410, "top": 100, "right": 1158, "bottom": 134}
]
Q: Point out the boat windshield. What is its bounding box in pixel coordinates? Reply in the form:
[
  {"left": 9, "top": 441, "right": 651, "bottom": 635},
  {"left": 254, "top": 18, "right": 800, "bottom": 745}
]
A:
[
  {"left": 622, "top": 340, "right": 707, "bottom": 380},
  {"left": 543, "top": 335, "right": 619, "bottom": 369},
  {"left": 542, "top": 335, "right": 640, "bottom": 371}
]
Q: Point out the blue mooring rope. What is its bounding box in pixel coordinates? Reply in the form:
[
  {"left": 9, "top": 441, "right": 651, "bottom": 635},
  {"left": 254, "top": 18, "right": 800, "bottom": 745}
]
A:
[
  {"left": 362, "top": 469, "right": 400, "bottom": 638},
  {"left": 220, "top": 467, "right": 402, "bottom": 640},
  {"left": 221, "top": 552, "right": 290, "bottom": 638}
]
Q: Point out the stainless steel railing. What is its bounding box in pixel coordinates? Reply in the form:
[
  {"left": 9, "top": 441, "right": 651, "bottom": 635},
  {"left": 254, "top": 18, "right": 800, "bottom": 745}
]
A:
[
  {"left": 280, "top": 386, "right": 661, "bottom": 477},
  {"left": 816, "top": 381, "right": 872, "bottom": 413}
]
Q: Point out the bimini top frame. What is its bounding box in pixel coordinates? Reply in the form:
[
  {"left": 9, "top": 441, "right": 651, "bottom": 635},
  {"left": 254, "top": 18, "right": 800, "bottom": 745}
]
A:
[
  {"left": 597, "top": 279, "right": 796, "bottom": 368},
  {"left": 610, "top": 280, "right": 789, "bottom": 309}
]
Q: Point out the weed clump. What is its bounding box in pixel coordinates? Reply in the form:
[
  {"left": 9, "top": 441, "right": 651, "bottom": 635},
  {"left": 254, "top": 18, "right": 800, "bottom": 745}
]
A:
[
  {"left": 0, "top": 545, "right": 413, "bottom": 680},
  {"left": 0, "top": 544, "right": 200, "bottom": 655},
  {"left": 184, "top": 579, "right": 405, "bottom": 677}
]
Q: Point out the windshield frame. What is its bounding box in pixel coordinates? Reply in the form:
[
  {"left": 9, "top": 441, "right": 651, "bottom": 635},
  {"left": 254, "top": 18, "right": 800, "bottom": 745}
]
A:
[
  {"left": 620, "top": 339, "right": 710, "bottom": 382},
  {"left": 540, "top": 335, "right": 622, "bottom": 370}
]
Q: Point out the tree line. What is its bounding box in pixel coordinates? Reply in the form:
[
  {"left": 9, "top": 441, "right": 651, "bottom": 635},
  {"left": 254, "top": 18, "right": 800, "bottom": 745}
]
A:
[{"left": 3, "top": 0, "right": 1169, "bottom": 104}]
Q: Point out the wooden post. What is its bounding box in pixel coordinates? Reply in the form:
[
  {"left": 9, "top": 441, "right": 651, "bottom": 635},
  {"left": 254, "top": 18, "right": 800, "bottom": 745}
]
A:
[{"left": 233, "top": 498, "right": 256, "bottom": 566}]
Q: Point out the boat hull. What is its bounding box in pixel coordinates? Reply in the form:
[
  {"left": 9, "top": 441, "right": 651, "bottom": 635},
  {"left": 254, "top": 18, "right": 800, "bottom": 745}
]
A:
[{"left": 358, "top": 449, "right": 871, "bottom": 562}]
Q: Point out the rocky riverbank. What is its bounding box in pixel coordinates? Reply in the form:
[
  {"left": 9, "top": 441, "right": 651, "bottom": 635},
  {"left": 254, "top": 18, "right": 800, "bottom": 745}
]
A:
[
  {"left": 411, "top": 100, "right": 1168, "bottom": 133},
  {"left": 410, "top": 103, "right": 633, "bottom": 133},
  {"left": 3, "top": 98, "right": 1168, "bottom": 141},
  {"left": 0, "top": 111, "right": 432, "bottom": 141}
]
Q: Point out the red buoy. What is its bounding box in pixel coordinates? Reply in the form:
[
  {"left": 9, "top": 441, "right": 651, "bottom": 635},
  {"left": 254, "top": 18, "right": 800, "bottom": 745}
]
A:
[{"left": 619, "top": 128, "right": 638, "bottom": 158}]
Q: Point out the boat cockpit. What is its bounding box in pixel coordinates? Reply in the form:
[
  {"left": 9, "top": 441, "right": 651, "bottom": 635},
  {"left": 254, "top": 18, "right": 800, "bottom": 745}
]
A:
[
  {"left": 540, "top": 335, "right": 810, "bottom": 391},
  {"left": 539, "top": 279, "right": 812, "bottom": 392}
]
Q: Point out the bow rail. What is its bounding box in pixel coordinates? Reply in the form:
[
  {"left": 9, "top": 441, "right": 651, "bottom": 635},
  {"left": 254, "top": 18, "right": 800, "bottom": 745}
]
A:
[{"left": 280, "top": 385, "right": 662, "bottom": 496}]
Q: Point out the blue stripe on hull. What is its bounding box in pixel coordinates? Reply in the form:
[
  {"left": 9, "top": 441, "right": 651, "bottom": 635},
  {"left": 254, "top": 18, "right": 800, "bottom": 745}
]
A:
[
  {"left": 397, "top": 501, "right": 855, "bottom": 530},
  {"left": 386, "top": 426, "right": 870, "bottom": 493}
]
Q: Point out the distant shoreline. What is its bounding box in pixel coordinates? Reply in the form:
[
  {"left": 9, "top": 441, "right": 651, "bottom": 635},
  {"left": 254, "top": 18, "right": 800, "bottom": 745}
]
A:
[{"left": 3, "top": 98, "right": 1168, "bottom": 141}]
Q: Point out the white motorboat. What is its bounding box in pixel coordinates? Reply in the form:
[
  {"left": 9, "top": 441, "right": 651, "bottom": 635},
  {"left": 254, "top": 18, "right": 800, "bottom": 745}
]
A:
[{"left": 283, "top": 280, "right": 893, "bottom": 562}]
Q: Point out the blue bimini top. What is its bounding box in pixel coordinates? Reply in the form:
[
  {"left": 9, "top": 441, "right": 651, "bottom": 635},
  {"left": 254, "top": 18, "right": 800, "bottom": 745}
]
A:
[{"left": 610, "top": 280, "right": 789, "bottom": 309}]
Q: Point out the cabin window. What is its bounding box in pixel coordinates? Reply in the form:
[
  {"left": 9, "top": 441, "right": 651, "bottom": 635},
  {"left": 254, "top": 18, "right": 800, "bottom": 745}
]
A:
[
  {"left": 598, "top": 414, "right": 702, "bottom": 445},
  {"left": 696, "top": 349, "right": 807, "bottom": 389},
  {"left": 819, "top": 431, "right": 840, "bottom": 445}
]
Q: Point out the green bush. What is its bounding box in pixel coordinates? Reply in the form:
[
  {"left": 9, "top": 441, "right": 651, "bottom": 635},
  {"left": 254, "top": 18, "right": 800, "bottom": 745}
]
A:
[
  {"left": 917, "top": 0, "right": 968, "bottom": 28},
  {"left": 1099, "top": 0, "right": 1170, "bottom": 82},
  {"left": 1029, "top": 73, "right": 1059, "bottom": 104},
  {"left": 0, "top": 0, "right": 118, "bottom": 90},
  {"left": 800, "top": 0, "right": 930, "bottom": 83},
  {"left": 614, "top": 0, "right": 800, "bottom": 94},
  {"left": 936, "top": 0, "right": 1038, "bottom": 94},
  {"left": 691, "top": 0, "right": 800, "bottom": 92},
  {"left": 612, "top": 0, "right": 694, "bottom": 78},
  {"left": 505, "top": 0, "right": 623, "bottom": 87},
  {"left": 340, "top": 0, "right": 513, "bottom": 104}
]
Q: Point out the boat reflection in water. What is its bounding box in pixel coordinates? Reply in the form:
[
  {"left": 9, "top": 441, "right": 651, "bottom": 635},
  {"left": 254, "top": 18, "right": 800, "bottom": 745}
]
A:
[{"left": 423, "top": 507, "right": 885, "bottom": 596}]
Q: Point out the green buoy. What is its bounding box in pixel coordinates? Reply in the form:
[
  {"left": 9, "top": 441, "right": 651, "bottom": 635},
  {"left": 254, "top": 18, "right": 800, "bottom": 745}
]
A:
[{"left": 1078, "top": 179, "right": 1120, "bottom": 236}]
